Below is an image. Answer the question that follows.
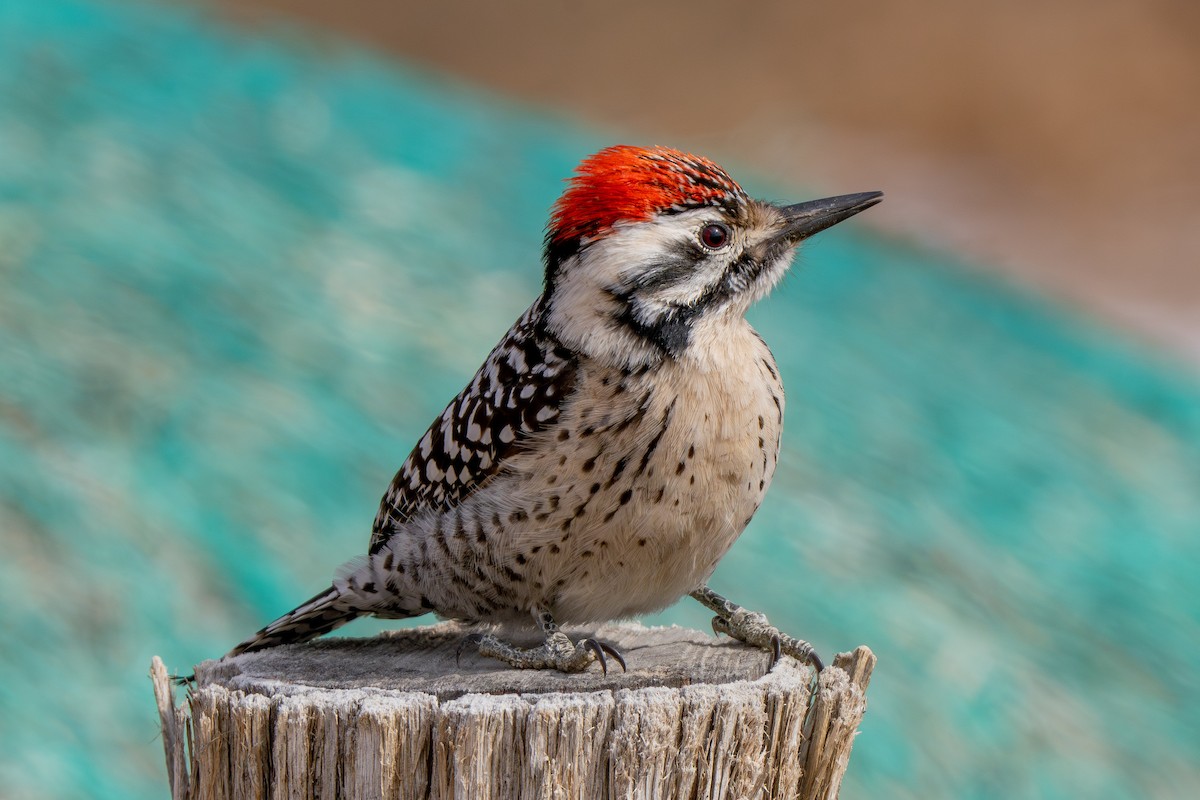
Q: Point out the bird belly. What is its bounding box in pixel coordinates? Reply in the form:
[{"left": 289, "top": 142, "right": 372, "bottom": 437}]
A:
[
  {"left": 504, "top": 326, "right": 785, "bottom": 624},
  {"left": 363, "top": 324, "right": 784, "bottom": 627}
]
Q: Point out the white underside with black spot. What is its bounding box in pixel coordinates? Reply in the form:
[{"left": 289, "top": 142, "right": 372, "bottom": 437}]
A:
[{"left": 341, "top": 307, "right": 784, "bottom": 626}]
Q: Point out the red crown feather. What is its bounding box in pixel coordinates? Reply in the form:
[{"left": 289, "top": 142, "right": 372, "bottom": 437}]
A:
[{"left": 549, "top": 145, "right": 747, "bottom": 245}]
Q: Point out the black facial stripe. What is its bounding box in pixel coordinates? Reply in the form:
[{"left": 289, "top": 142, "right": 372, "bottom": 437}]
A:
[
  {"left": 606, "top": 237, "right": 772, "bottom": 357},
  {"left": 604, "top": 285, "right": 685, "bottom": 358},
  {"left": 725, "top": 247, "right": 763, "bottom": 285},
  {"left": 620, "top": 304, "right": 704, "bottom": 358},
  {"left": 630, "top": 240, "right": 707, "bottom": 293},
  {"left": 542, "top": 233, "right": 582, "bottom": 300},
  {"left": 651, "top": 315, "right": 694, "bottom": 355},
  {"left": 724, "top": 232, "right": 796, "bottom": 292},
  {"left": 660, "top": 199, "right": 742, "bottom": 218},
  {"left": 608, "top": 275, "right": 732, "bottom": 359}
]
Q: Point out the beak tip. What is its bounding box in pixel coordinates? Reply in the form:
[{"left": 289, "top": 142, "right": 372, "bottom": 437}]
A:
[
  {"left": 848, "top": 190, "right": 885, "bottom": 208},
  {"left": 781, "top": 191, "right": 884, "bottom": 242}
]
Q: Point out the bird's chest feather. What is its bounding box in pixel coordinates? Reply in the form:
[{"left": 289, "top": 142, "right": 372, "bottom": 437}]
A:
[{"left": 501, "top": 321, "right": 785, "bottom": 620}]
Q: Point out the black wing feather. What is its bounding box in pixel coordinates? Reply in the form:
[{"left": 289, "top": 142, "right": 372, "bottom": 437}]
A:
[{"left": 369, "top": 299, "right": 576, "bottom": 552}]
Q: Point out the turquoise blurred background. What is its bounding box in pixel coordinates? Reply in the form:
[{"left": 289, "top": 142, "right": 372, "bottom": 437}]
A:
[{"left": 1, "top": 1, "right": 1198, "bottom": 798}]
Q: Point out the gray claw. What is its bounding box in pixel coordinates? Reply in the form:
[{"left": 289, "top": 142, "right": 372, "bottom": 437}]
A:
[
  {"left": 583, "top": 639, "right": 609, "bottom": 674},
  {"left": 456, "top": 632, "right": 485, "bottom": 667},
  {"left": 598, "top": 640, "right": 627, "bottom": 672},
  {"left": 581, "top": 639, "right": 628, "bottom": 674}
]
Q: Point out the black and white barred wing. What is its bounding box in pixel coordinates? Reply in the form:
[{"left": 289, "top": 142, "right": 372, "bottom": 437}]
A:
[{"left": 369, "top": 301, "right": 576, "bottom": 553}]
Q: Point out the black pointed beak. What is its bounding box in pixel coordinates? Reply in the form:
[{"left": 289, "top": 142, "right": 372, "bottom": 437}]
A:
[{"left": 778, "top": 191, "right": 883, "bottom": 244}]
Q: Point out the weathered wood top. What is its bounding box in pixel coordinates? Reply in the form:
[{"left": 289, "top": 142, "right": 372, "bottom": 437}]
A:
[
  {"left": 161, "top": 623, "right": 876, "bottom": 799},
  {"left": 196, "top": 622, "right": 791, "bottom": 700}
]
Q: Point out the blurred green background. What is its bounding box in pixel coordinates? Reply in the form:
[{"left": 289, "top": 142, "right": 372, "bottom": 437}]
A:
[{"left": 1, "top": 1, "right": 1198, "bottom": 799}]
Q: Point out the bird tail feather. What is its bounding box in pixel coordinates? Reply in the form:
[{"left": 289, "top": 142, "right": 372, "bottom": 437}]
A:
[{"left": 227, "top": 585, "right": 360, "bottom": 657}]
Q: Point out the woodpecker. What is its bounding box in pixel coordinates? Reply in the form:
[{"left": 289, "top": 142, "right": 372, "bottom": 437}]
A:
[{"left": 229, "top": 145, "right": 881, "bottom": 673}]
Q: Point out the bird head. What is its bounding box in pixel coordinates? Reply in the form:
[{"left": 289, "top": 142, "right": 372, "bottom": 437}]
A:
[{"left": 542, "top": 145, "right": 881, "bottom": 368}]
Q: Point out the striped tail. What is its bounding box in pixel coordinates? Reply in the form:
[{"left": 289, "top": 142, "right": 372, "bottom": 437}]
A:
[{"left": 227, "top": 585, "right": 361, "bottom": 657}]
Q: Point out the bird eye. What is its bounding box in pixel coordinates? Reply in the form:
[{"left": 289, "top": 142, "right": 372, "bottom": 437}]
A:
[{"left": 699, "top": 223, "right": 730, "bottom": 250}]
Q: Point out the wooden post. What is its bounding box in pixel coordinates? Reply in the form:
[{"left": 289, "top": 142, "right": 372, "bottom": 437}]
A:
[{"left": 151, "top": 622, "right": 874, "bottom": 799}]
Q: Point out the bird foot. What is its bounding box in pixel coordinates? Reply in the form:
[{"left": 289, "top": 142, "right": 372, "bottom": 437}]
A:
[
  {"left": 691, "top": 585, "right": 823, "bottom": 670},
  {"left": 710, "top": 609, "right": 824, "bottom": 671},
  {"left": 464, "top": 631, "right": 627, "bottom": 674}
]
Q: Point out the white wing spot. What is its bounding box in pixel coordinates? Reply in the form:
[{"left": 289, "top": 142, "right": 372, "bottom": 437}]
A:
[{"left": 508, "top": 348, "right": 527, "bottom": 372}]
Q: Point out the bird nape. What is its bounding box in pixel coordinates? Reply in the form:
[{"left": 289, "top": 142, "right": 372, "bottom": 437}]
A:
[{"left": 228, "top": 145, "right": 882, "bottom": 674}]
